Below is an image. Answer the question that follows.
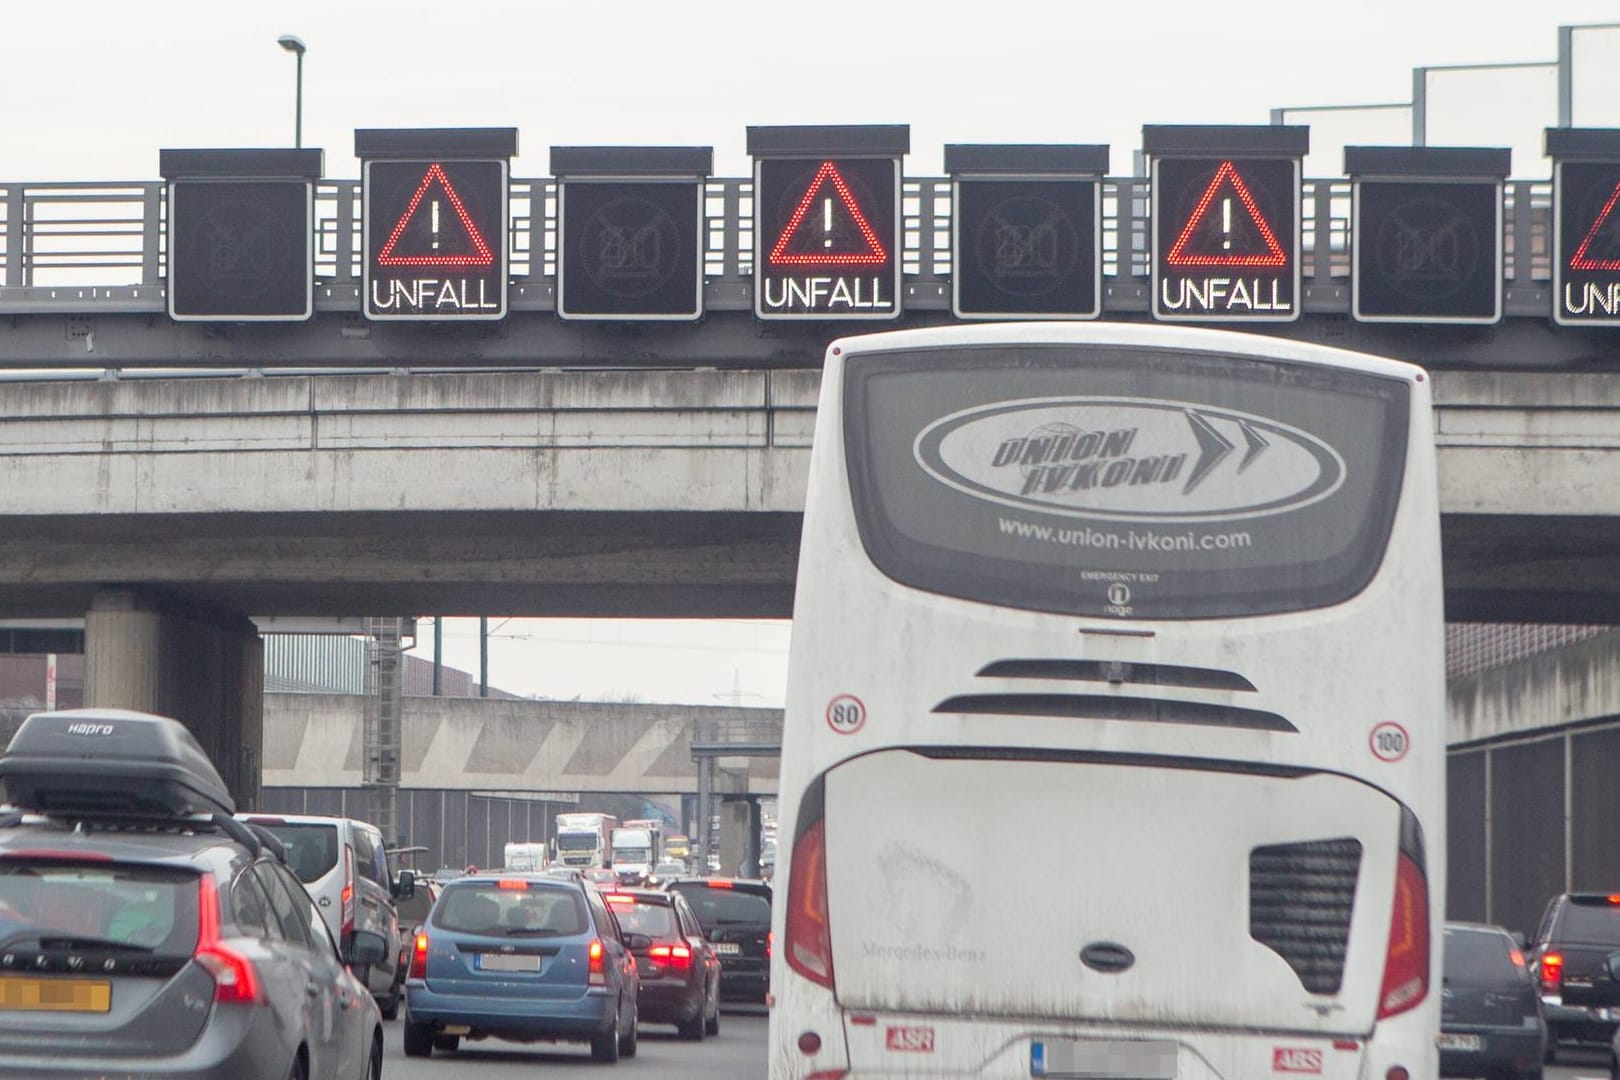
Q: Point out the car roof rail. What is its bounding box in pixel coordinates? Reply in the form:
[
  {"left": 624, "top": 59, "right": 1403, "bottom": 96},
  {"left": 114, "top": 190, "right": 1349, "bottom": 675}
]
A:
[{"left": 239, "top": 819, "right": 286, "bottom": 862}]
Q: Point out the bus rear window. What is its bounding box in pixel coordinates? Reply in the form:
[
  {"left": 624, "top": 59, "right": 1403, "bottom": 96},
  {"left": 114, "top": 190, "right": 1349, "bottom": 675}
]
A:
[{"left": 843, "top": 344, "right": 1411, "bottom": 620}]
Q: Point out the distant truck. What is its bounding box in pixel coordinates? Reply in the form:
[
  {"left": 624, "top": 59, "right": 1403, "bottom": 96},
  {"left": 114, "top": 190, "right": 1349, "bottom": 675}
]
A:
[
  {"left": 611, "top": 819, "right": 663, "bottom": 885},
  {"left": 502, "top": 841, "right": 549, "bottom": 872},
  {"left": 553, "top": 812, "right": 619, "bottom": 869}
]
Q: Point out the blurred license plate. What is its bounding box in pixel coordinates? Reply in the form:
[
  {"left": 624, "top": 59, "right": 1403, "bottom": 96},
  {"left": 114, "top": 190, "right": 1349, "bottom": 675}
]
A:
[
  {"left": 713, "top": 943, "right": 741, "bottom": 955},
  {"left": 477, "top": 954, "right": 541, "bottom": 973},
  {"left": 0, "top": 976, "right": 110, "bottom": 1012},
  {"left": 1032, "top": 1039, "right": 1177, "bottom": 1078},
  {"left": 1437, "top": 1033, "right": 1481, "bottom": 1051}
]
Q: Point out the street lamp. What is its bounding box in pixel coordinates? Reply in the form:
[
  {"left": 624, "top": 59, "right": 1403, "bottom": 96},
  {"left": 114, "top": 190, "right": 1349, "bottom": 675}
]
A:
[{"left": 276, "top": 34, "right": 306, "bottom": 149}]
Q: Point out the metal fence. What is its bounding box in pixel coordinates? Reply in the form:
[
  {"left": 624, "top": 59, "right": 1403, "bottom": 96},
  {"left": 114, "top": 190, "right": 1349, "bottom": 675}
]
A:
[{"left": 0, "top": 176, "right": 1557, "bottom": 303}]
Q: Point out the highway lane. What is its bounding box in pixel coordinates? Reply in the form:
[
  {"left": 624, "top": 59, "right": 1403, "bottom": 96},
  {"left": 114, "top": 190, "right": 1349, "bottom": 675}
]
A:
[{"left": 383, "top": 1005, "right": 768, "bottom": 1079}]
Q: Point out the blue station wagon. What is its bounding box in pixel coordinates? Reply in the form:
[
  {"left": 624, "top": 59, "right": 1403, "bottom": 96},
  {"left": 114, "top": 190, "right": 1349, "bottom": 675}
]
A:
[{"left": 403, "top": 874, "right": 639, "bottom": 1062}]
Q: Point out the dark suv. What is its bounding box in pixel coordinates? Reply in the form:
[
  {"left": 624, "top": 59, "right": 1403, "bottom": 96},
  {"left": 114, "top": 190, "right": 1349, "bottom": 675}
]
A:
[
  {"left": 665, "top": 877, "right": 772, "bottom": 1003},
  {"left": 1524, "top": 892, "right": 1620, "bottom": 1058},
  {"left": 0, "top": 708, "right": 388, "bottom": 1079},
  {"left": 1441, "top": 922, "right": 1546, "bottom": 1080}
]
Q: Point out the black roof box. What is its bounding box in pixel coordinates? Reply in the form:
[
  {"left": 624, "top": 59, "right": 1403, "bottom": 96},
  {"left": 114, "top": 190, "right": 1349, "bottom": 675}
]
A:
[{"left": 0, "top": 709, "right": 234, "bottom": 818}]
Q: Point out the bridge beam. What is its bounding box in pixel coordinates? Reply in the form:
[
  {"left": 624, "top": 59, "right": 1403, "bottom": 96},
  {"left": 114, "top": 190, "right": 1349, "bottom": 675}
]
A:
[{"left": 83, "top": 588, "right": 263, "bottom": 808}]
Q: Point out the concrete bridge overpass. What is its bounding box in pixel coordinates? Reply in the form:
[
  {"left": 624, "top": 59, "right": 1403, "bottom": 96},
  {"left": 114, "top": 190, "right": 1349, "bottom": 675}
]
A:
[
  {"left": 263, "top": 693, "right": 780, "bottom": 797},
  {"left": 0, "top": 362, "right": 1615, "bottom": 803},
  {"left": 0, "top": 365, "right": 1610, "bottom": 622}
]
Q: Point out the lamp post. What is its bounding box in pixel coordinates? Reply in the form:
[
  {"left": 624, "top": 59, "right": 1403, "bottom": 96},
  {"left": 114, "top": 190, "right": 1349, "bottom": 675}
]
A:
[{"left": 276, "top": 35, "right": 306, "bottom": 149}]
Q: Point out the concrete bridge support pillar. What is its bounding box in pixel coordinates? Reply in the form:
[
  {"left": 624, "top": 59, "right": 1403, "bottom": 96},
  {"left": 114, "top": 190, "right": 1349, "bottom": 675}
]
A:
[
  {"left": 83, "top": 588, "right": 264, "bottom": 810},
  {"left": 716, "top": 796, "right": 763, "bottom": 878}
]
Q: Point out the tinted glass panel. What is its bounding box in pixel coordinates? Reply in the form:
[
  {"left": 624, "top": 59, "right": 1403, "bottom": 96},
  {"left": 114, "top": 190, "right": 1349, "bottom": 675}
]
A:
[
  {"left": 258, "top": 823, "right": 339, "bottom": 884},
  {"left": 613, "top": 901, "right": 676, "bottom": 937},
  {"left": 434, "top": 882, "right": 588, "bottom": 936},
  {"left": 0, "top": 862, "right": 199, "bottom": 956},
  {"left": 230, "top": 868, "right": 275, "bottom": 939},
  {"left": 844, "top": 344, "right": 1410, "bottom": 618},
  {"left": 1557, "top": 900, "right": 1620, "bottom": 945},
  {"left": 1443, "top": 926, "right": 1521, "bottom": 984},
  {"left": 253, "top": 864, "right": 315, "bottom": 950},
  {"left": 668, "top": 884, "right": 772, "bottom": 931}
]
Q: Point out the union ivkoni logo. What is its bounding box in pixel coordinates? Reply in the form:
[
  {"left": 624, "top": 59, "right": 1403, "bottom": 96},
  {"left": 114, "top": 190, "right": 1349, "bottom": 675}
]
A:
[{"left": 913, "top": 397, "right": 1345, "bottom": 523}]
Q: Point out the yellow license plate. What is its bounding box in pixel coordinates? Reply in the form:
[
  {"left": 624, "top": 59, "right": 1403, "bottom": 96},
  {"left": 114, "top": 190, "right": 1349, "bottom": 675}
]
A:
[{"left": 0, "top": 976, "right": 111, "bottom": 1012}]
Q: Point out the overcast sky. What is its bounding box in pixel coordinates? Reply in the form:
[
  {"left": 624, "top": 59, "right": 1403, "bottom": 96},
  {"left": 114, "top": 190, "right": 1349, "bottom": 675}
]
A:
[{"left": 9, "top": 1, "right": 1619, "bottom": 703}]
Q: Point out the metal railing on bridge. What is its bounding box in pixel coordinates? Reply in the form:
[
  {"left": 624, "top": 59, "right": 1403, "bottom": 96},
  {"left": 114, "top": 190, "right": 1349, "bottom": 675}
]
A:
[{"left": 0, "top": 176, "right": 1556, "bottom": 317}]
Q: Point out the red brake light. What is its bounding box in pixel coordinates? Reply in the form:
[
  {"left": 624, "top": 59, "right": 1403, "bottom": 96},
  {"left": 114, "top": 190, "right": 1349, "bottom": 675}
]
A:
[
  {"left": 340, "top": 844, "right": 355, "bottom": 940},
  {"left": 648, "top": 942, "right": 693, "bottom": 969},
  {"left": 1608, "top": 895, "right": 1620, "bottom": 905},
  {"left": 1540, "top": 950, "right": 1565, "bottom": 992},
  {"left": 496, "top": 879, "right": 529, "bottom": 891},
  {"left": 409, "top": 932, "right": 429, "bottom": 979},
  {"left": 785, "top": 815, "right": 834, "bottom": 990},
  {"left": 588, "top": 938, "right": 606, "bottom": 986},
  {"left": 1377, "top": 848, "right": 1430, "bottom": 1019},
  {"left": 707, "top": 879, "right": 734, "bottom": 889},
  {"left": 767, "top": 930, "right": 773, "bottom": 959},
  {"left": 194, "top": 876, "right": 263, "bottom": 1004},
  {"left": 603, "top": 893, "right": 635, "bottom": 904}
]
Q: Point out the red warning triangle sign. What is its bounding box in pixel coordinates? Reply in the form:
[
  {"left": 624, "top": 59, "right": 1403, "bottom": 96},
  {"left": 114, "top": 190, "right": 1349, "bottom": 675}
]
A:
[
  {"left": 376, "top": 163, "right": 495, "bottom": 268},
  {"left": 1570, "top": 178, "right": 1620, "bottom": 271},
  {"left": 768, "top": 161, "right": 888, "bottom": 267},
  {"left": 1165, "top": 160, "right": 1288, "bottom": 268}
]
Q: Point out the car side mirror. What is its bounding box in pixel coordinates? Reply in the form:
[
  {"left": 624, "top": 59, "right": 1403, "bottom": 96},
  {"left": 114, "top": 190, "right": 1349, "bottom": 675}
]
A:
[
  {"left": 347, "top": 929, "right": 389, "bottom": 966},
  {"left": 392, "top": 869, "right": 416, "bottom": 901},
  {"left": 623, "top": 932, "right": 654, "bottom": 951}
]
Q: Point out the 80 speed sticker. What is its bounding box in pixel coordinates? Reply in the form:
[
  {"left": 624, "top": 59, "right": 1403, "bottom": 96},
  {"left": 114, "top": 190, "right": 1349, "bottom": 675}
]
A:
[
  {"left": 826, "top": 694, "right": 867, "bottom": 735},
  {"left": 1369, "top": 722, "right": 1409, "bottom": 762}
]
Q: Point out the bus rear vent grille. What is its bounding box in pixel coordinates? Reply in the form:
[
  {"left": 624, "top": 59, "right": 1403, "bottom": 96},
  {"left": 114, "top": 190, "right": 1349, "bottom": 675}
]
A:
[{"left": 1249, "top": 837, "right": 1362, "bottom": 994}]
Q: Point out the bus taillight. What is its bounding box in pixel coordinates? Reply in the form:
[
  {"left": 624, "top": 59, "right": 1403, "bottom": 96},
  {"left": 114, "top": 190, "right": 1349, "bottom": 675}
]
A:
[
  {"left": 1377, "top": 810, "right": 1429, "bottom": 1020},
  {"left": 786, "top": 816, "right": 834, "bottom": 990}
]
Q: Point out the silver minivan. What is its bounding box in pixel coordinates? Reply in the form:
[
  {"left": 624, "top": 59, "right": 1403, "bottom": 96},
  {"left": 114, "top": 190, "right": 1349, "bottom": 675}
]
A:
[{"left": 240, "top": 813, "right": 415, "bottom": 1018}]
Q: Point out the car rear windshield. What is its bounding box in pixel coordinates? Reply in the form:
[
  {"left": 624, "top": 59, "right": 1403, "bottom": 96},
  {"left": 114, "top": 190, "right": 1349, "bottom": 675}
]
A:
[
  {"left": 255, "top": 823, "right": 339, "bottom": 885},
  {"left": 0, "top": 861, "right": 201, "bottom": 956},
  {"left": 610, "top": 899, "right": 675, "bottom": 937},
  {"left": 434, "top": 882, "right": 588, "bottom": 937},
  {"left": 1557, "top": 899, "right": 1620, "bottom": 944},
  {"left": 669, "top": 884, "right": 772, "bottom": 931},
  {"left": 1444, "top": 927, "right": 1522, "bottom": 985}
]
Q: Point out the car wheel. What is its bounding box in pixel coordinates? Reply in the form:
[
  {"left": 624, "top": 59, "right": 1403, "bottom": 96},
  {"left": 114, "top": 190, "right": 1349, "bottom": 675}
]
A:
[
  {"left": 704, "top": 992, "right": 719, "bottom": 1037},
  {"left": 1518, "top": 1069, "right": 1543, "bottom": 1080},
  {"left": 591, "top": 1007, "right": 621, "bottom": 1063},
  {"left": 432, "top": 1034, "right": 460, "bottom": 1052},
  {"left": 677, "top": 1004, "right": 705, "bottom": 1042},
  {"left": 366, "top": 1030, "right": 383, "bottom": 1080},
  {"left": 402, "top": 1019, "right": 434, "bottom": 1058},
  {"left": 619, "top": 1004, "right": 638, "bottom": 1058},
  {"left": 1544, "top": 1043, "right": 1558, "bottom": 1065},
  {"left": 377, "top": 988, "right": 400, "bottom": 1022},
  {"left": 287, "top": 1048, "right": 307, "bottom": 1080}
]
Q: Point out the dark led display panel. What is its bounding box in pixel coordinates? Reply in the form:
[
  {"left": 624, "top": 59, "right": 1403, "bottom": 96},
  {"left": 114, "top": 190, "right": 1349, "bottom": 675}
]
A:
[
  {"left": 753, "top": 156, "right": 899, "bottom": 320},
  {"left": 168, "top": 180, "right": 312, "bottom": 321},
  {"left": 363, "top": 158, "right": 507, "bottom": 321},
  {"left": 557, "top": 181, "right": 702, "bottom": 320},
  {"left": 1353, "top": 179, "right": 1501, "bottom": 324},
  {"left": 952, "top": 178, "right": 1099, "bottom": 319},
  {"left": 1555, "top": 161, "right": 1620, "bottom": 326},
  {"left": 1152, "top": 156, "right": 1299, "bottom": 323}
]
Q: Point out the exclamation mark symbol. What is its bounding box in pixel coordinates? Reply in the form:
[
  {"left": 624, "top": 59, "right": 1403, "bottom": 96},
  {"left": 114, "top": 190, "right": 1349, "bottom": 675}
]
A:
[
  {"left": 431, "top": 200, "right": 441, "bottom": 250},
  {"left": 823, "top": 197, "right": 833, "bottom": 248},
  {"left": 1222, "top": 198, "right": 1232, "bottom": 250}
]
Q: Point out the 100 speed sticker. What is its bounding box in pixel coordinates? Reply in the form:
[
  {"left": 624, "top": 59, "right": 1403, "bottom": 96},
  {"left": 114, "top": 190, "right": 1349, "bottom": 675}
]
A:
[{"left": 1369, "top": 721, "right": 1409, "bottom": 762}]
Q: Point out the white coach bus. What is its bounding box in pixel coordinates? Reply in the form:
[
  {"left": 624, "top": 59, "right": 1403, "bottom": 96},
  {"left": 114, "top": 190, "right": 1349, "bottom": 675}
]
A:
[{"left": 768, "top": 323, "right": 1444, "bottom": 1080}]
